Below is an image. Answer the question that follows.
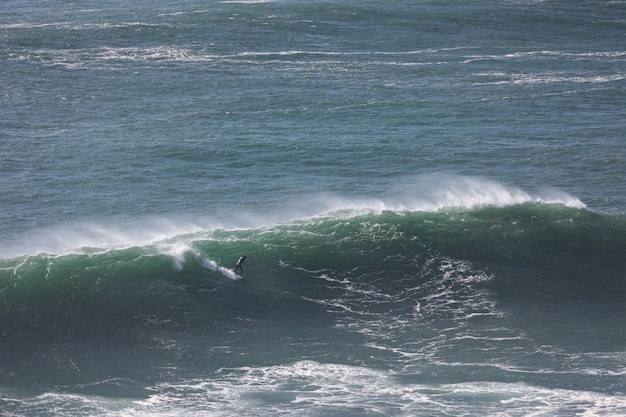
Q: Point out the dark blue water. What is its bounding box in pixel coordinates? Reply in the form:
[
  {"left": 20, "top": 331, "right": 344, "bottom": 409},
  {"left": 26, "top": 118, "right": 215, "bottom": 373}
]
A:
[{"left": 1, "top": 1, "right": 625, "bottom": 415}]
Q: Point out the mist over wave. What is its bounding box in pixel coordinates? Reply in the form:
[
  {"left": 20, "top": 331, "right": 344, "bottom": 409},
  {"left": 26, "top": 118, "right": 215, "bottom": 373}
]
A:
[{"left": 0, "top": 176, "right": 586, "bottom": 259}]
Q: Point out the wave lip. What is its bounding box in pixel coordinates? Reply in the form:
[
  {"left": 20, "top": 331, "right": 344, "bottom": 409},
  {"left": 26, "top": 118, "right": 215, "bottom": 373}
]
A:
[
  {"left": 293, "top": 177, "right": 587, "bottom": 222},
  {"left": 0, "top": 218, "right": 207, "bottom": 260},
  {"left": 0, "top": 176, "right": 586, "bottom": 260},
  {"left": 373, "top": 176, "right": 586, "bottom": 214}
]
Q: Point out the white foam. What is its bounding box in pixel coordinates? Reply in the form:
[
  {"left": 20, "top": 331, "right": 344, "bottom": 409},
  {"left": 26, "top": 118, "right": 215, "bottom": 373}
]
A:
[
  {"left": 111, "top": 361, "right": 626, "bottom": 416},
  {"left": 3, "top": 361, "right": 625, "bottom": 416},
  {"left": 191, "top": 249, "right": 240, "bottom": 280}
]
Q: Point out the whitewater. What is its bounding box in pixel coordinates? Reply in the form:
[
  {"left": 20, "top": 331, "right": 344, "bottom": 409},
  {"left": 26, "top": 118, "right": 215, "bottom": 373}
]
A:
[{"left": 1, "top": 0, "right": 625, "bottom": 416}]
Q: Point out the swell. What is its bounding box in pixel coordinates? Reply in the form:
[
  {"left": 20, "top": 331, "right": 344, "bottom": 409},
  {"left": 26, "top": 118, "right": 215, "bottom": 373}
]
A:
[{"left": 1, "top": 202, "right": 624, "bottom": 328}]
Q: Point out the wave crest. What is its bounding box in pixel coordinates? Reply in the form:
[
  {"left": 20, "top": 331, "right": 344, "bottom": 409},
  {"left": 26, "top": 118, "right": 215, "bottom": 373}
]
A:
[{"left": 0, "top": 176, "right": 586, "bottom": 259}]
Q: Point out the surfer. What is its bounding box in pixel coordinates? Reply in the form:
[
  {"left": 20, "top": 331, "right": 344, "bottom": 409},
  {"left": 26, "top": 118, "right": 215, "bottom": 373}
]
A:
[{"left": 234, "top": 255, "right": 246, "bottom": 277}]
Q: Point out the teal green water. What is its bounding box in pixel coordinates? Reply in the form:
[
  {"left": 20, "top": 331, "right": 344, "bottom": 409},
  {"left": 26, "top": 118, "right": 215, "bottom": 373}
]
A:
[{"left": 1, "top": 1, "right": 625, "bottom": 415}]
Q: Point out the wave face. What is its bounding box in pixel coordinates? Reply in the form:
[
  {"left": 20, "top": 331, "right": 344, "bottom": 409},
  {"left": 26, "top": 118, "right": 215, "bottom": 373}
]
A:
[{"left": 1, "top": 201, "right": 625, "bottom": 415}]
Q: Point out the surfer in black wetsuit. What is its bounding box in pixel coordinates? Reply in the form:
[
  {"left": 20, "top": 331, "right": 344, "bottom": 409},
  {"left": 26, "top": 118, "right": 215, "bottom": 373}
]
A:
[{"left": 234, "top": 255, "right": 246, "bottom": 277}]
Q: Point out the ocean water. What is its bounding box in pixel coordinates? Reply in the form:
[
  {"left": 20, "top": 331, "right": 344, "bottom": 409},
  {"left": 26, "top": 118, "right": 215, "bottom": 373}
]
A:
[{"left": 1, "top": 0, "right": 626, "bottom": 415}]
